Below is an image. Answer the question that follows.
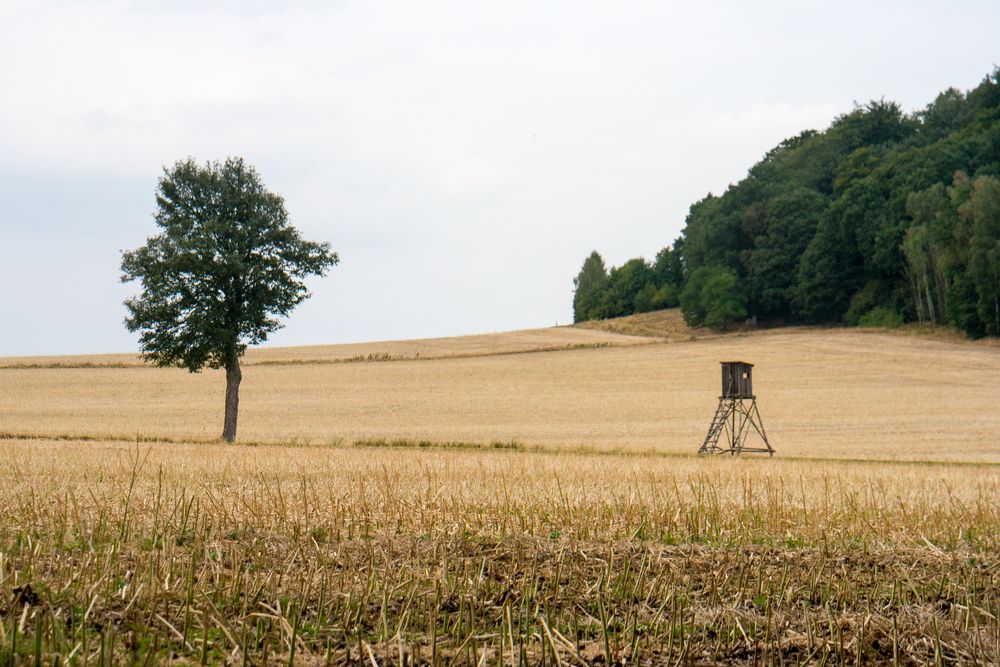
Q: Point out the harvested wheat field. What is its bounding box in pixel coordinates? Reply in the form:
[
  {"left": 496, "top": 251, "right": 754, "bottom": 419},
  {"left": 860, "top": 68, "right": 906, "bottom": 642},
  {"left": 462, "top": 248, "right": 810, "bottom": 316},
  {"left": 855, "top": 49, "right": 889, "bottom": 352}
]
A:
[
  {"left": 2, "top": 311, "right": 999, "bottom": 462},
  {"left": 1, "top": 310, "right": 999, "bottom": 664},
  {"left": 0, "top": 439, "right": 997, "bottom": 665},
  {"left": 0, "top": 325, "right": 652, "bottom": 370}
]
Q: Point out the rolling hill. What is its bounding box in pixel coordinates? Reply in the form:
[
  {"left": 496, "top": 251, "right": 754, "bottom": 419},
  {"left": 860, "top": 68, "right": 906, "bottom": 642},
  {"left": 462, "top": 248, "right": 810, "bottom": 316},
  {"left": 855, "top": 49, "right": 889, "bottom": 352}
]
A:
[{"left": 3, "top": 309, "right": 998, "bottom": 462}]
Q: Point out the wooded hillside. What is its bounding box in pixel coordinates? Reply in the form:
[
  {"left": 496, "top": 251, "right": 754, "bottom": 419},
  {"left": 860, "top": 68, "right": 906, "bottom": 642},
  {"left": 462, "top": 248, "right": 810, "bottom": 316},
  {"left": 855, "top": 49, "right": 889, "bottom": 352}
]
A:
[{"left": 575, "top": 69, "right": 1000, "bottom": 337}]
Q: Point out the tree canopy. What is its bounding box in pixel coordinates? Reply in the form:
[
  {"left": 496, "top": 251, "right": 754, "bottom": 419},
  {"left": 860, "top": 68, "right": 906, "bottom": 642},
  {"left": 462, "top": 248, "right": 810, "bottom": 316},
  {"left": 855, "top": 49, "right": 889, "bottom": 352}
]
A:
[
  {"left": 121, "top": 157, "right": 338, "bottom": 440},
  {"left": 572, "top": 251, "right": 608, "bottom": 323},
  {"left": 572, "top": 69, "right": 1000, "bottom": 336}
]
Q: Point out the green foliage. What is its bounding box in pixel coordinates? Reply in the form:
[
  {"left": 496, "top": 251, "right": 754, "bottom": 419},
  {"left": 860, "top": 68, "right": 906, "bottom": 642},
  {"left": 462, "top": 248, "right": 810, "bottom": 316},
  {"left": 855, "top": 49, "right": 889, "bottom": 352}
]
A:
[
  {"left": 747, "top": 188, "right": 824, "bottom": 320},
  {"left": 573, "top": 245, "right": 683, "bottom": 322},
  {"left": 121, "top": 158, "right": 338, "bottom": 371},
  {"left": 572, "top": 251, "right": 608, "bottom": 323},
  {"left": 634, "top": 283, "right": 678, "bottom": 313},
  {"left": 121, "top": 158, "right": 338, "bottom": 441},
  {"left": 919, "top": 88, "right": 970, "bottom": 139},
  {"left": 794, "top": 212, "right": 865, "bottom": 323},
  {"left": 963, "top": 175, "right": 1000, "bottom": 335},
  {"left": 843, "top": 280, "right": 893, "bottom": 326},
  {"left": 701, "top": 269, "right": 748, "bottom": 329},
  {"left": 574, "top": 68, "right": 1000, "bottom": 338},
  {"left": 653, "top": 244, "right": 685, "bottom": 286},
  {"left": 680, "top": 195, "right": 744, "bottom": 277},
  {"left": 902, "top": 183, "right": 956, "bottom": 324},
  {"left": 856, "top": 307, "right": 904, "bottom": 328},
  {"left": 830, "top": 99, "right": 917, "bottom": 149},
  {"left": 679, "top": 267, "right": 711, "bottom": 327},
  {"left": 947, "top": 273, "right": 985, "bottom": 337},
  {"left": 594, "top": 258, "right": 655, "bottom": 319},
  {"left": 680, "top": 266, "right": 746, "bottom": 330}
]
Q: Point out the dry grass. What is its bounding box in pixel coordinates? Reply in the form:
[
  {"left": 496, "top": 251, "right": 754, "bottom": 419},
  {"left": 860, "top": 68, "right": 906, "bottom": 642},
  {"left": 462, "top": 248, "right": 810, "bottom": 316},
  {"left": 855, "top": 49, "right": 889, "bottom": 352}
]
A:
[
  {"left": 2, "top": 321, "right": 999, "bottom": 461},
  {"left": 578, "top": 307, "right": 1000, "bottom": 348},
  {"left": 0, "top": 326, "right": 652, "bottom": 370},
  {"left": 2, "top": 312, "right": 999, "bottom": 663},
  {"left": 575, "top": 308, "right": 714, "bottom": 340},
  {"left": 0, "top": 439, "right": 996, "bottom": 665}
]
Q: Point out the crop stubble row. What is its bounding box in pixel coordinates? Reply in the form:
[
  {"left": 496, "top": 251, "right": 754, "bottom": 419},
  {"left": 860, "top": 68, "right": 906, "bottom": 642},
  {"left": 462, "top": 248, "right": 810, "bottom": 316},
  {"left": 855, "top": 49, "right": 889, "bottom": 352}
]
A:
[{"left": 0, "top": 439, "right": 997, "bottom": 664}]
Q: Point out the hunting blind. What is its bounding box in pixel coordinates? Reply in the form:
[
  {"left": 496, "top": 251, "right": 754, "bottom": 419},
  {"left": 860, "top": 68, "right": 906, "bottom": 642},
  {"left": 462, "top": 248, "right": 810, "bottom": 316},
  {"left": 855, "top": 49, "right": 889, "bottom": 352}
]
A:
[{"left": 698, "top": 361, "right": 774, "bottom": 455}]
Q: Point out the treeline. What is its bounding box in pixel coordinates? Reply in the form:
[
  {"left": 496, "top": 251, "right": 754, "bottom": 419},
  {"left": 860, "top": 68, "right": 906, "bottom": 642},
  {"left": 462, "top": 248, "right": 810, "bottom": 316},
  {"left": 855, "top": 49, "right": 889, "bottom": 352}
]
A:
[{"left": 574, "top": 70, "right": 1000, "bottom": 337}]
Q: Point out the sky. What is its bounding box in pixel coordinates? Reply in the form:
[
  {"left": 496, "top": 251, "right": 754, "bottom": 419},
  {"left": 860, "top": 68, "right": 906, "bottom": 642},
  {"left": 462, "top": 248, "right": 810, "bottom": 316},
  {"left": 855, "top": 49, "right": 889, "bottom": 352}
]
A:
[{"left": 1, "top": 1, "right": 998, "bottom": 356}]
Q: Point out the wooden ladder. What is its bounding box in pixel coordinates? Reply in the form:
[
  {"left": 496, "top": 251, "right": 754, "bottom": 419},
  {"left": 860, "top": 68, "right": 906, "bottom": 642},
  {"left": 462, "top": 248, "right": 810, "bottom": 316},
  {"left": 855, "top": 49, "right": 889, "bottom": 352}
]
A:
[{"left": 699, "top": 400, "right": 729, "bottom": 454}]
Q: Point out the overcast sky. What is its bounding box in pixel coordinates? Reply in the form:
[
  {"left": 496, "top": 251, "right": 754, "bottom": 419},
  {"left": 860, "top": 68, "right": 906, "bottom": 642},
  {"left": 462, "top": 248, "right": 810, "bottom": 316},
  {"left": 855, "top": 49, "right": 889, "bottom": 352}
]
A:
[{"left": 1, "top": 1, "right": 997, "bottom": 356}]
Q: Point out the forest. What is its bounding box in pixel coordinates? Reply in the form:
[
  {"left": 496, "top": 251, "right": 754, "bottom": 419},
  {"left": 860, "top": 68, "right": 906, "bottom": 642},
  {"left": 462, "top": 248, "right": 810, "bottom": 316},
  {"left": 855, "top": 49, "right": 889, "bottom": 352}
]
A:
[{"left": 573, "top": 69, "right": 1000, "bottom": 337}]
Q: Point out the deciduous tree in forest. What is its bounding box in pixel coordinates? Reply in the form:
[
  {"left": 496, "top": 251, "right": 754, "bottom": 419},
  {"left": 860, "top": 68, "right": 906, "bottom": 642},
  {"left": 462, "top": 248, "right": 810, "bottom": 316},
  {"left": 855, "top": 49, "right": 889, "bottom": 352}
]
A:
[
  {"left": 963, "top": 175, "right": 1000, "bottom": 334},
  {"left": 572, "top": 251, "right": 608, "bottom": 322},
  {"left": 575, "top": 69, "right": 1000, "bottom": 337},
  {"left": 594, "top": 259, "right": 655, "bottom": 319},
  {"left": 121, "top": 158, "right": 338, "bottom": 441},
  {"left": 680, "top": 266, "right": 746, "bottom": 330}
]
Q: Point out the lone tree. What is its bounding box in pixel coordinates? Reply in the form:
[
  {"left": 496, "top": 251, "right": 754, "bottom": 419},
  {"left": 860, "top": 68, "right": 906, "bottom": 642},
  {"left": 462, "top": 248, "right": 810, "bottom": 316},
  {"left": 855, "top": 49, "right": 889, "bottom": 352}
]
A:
[{"left": 121, "top": 157, "right": 338, "bottom": 441}]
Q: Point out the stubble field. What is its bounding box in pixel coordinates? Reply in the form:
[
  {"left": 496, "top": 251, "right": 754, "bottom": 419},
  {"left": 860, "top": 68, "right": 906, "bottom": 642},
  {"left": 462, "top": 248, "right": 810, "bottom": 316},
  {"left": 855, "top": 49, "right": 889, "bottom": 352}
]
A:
[{"left": 1, "top": 311, "right": 998, "bottom": 664}]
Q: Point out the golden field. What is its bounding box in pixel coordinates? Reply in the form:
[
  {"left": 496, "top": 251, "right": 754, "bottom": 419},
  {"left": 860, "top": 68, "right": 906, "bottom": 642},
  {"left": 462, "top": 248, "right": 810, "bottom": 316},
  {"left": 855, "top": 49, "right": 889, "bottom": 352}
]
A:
[
  {"left": 1, "top": 310, "right": 998, "bottom": 664},
  {"left": 0, "top": 325, "right": 651, "bottom": 370},
  {"left": 0, "top": 439, "right": 997, "bottom": 665},
  {"left": 2, "top": 311, "right": 1000, "bottom": 462}
]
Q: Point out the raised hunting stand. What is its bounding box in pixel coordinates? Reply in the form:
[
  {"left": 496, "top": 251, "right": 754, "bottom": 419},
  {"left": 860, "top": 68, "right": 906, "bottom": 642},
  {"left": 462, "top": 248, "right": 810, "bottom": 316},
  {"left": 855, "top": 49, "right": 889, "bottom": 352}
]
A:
[{"left": 698, "top": 361, "right": 774, "bottom": 455}]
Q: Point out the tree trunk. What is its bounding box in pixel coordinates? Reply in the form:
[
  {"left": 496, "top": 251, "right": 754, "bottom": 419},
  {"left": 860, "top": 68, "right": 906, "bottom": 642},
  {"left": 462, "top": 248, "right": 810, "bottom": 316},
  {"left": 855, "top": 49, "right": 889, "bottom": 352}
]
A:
[
  {"left": 939, "top": 271, "right": 950, "bottom": 318},
  {"left": 909, "top": 269, "right": 925, "bottom": 324},
  {"left": 222, "top": 352, "right": 242, "bottom": 442},
  {"left": 923, "top": 264, "right": 936, "bottom": 324}
]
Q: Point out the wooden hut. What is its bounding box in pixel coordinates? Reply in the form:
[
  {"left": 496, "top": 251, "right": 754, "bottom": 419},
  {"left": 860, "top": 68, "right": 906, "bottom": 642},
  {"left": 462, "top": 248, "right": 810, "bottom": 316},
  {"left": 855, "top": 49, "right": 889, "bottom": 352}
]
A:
[{"left": 720, "top": 361, "right": 753, "bottom": 399}]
